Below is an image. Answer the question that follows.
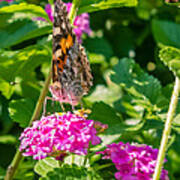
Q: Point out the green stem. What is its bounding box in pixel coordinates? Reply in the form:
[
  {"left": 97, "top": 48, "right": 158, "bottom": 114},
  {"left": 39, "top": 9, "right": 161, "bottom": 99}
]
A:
[
  {"left": 96, "top": 163, "right": 114, "bottom": 171},
  {"left": 153, "top": 77, "right": 180, "bottom": 180},
  {"left": 4, "top": 71, "right": 52, "bottom": 180},
  {"left": 69, "top": 0, "right": 81, "bottom": 24}
]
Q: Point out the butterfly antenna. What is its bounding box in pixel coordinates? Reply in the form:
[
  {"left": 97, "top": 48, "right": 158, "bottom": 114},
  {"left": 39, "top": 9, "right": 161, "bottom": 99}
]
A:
[
  {"left": 43, "top": 96, "right": 50, "bottom": 116},
  {"left": 43, "top": 96, "right": 58, "bottom": 116},
  {"left": 67, "top": 93, "right": 75, "bottom": 111}
]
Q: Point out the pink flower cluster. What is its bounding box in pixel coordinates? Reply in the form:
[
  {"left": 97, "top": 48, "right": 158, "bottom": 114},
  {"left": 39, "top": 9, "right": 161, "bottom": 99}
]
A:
[
  {"left": 19, "top": 112, "right": 101, "bottom": 160},
  {"left": 45, "top": 3, "right": 92, "bottom": 43},
  {"left": 98, "top": 142, "right": 169, "bottom": 180}
]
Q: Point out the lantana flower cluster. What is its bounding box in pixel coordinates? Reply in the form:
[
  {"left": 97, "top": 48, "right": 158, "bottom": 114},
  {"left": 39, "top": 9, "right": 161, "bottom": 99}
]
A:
[
  {"left": 19, "top": 112, "right": 101, "bottom": 160},
  {"left": 98, "top": 142, "right": 169, "bottom": 180},
  {"left": 44, "top": 3, "right": 92, "bottom": 43}
]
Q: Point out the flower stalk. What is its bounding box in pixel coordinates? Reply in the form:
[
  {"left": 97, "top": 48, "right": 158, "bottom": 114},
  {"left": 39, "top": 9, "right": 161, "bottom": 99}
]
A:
[{"left": 153, "top": 77, "right": 180, "bottom": 180}]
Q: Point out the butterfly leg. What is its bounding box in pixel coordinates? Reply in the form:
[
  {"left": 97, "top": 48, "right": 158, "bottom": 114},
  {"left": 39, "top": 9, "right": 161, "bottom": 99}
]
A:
[
  {"left": 67, "top": 93, "right": 75, "bottom": 111},
  {"left": 43, "top": 96, "right": 57, "bottom": 116},
  {"left": 59, "top": 102, "right": 65, "bottom": 112},
  {"left": 79, "top": 100, "right": 84, "bottom": 111}
]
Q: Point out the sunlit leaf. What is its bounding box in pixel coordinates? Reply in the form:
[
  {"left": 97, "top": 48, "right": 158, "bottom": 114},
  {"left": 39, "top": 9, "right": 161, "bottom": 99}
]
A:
[
  {"left": 35, "top": 158, "right": 102, "bottom": 179},
  {"left": 79, "top": 0, "right": 138, "bottom": 14},
  {"left": 0, "top": 19, "right": 51, "bottom": 49},
  {"left": 0, "top": 79, "right": 14, "bottom": 99},
  {"left": 8, "top": 99, "right": 35, "bottom": 128},
  {"left": 111, "top": 58, "right": 162, "bottom": 104},
  {"left": 0, "top": 3, "right": 49, "bottom": 22}
]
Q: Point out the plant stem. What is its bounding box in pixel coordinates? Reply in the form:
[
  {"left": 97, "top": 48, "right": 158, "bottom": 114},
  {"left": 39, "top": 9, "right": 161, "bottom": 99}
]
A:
[
  {"left": 4, "top": 71, "right": 52, "bottom": 180},
  {"left": 69, "top": 0, "right": 81, "bottom": 24},
  {"left": 96, "top": 163, "right": 114, "bottom": 171},
  {"left": 153, "top": 77, "right": 180, "bottom": 180}
]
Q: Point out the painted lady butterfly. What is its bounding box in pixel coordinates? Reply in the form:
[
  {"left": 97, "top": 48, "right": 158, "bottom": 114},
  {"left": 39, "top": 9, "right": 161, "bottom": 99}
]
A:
[{"left": 49, "top": 0, "right": 93, "bottom": 106}]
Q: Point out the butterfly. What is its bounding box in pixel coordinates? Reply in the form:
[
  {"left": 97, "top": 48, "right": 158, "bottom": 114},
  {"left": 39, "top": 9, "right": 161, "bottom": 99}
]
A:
[{"left": 49, "top": 0, "right": 93, "bottom": 106}]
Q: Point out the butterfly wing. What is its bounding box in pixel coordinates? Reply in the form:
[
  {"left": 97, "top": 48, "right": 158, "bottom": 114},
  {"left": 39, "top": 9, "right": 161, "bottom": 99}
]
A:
[{"left": 50, "top": 0, "right": 93, "bottom": 105}]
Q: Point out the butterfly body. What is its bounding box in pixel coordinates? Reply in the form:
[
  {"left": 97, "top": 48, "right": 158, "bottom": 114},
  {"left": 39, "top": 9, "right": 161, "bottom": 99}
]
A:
[{"left": 50, "top": 0, "right": 92, "bottom": 105}]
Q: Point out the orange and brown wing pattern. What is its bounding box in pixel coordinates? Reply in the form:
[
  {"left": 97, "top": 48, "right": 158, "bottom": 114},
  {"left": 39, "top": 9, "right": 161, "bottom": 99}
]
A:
[
  {"left": 51, "top": 0, "right": 93, "bottom": 105},
  {"left": 52, "top": 0, "right": 74, "bottom": 83}
]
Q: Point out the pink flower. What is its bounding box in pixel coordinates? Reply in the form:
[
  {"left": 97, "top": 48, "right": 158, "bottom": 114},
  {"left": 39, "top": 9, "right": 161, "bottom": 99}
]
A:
[
  {"left": 98, "top": 142, "right": 169, "bottom": 180},
  {"left": 19, "top": 112, "right": 102, "bottom": 160},
  {"left": 42, "top": 3, "right": 91, "bottom": 43}
]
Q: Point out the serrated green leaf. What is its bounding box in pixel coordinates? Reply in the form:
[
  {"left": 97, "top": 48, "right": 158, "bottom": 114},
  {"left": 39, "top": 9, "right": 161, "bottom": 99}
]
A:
[
  {"left": 111, "top": 58, "right": 162, "bottom": 104},
  {"left": 35, "top": 158, "right": 102, "bottom": 179},
  {"left": 0, "top": 3, "right": 49, "bottom": 22},
  {"left": 78, "top": 0, "right": 138, "bottom": 14},
  {"left": 34, "top": 157, "right": 59, "bottom": 177},
  {"left": 159, "top": 46, "right": 180, "bottom": 78},
  {"left": 65, "top": 155, "right": 90, "bottom": 167},
  {"left": 8, "top": 99, "right": 35, "bottom": 127},
  {"left": 152, "top": 19, "right": 180, "bottom": 48}
]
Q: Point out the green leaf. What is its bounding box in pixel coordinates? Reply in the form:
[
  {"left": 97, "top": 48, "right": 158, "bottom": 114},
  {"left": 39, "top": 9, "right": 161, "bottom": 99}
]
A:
[
  {"left": 0, "top": 78, "right": 14, "bottom": 99},
  {"left": 0, "top": 45, "right": 51, "bottom": 82},
  {"left": 85, "top": 84, "right": 121, "bottom": 105},
  {"left": 0, "top": 3, "right": 49, "bottom": 22},
  {"left": 65, "top": 155, "right": 90, "bottom": 167},
  {"left": 0, "top": 19, "right": 51, "bottom": 49},
  {"left": 152, "top": 19, "right": 180, "bottom": 48},
  {"left": 0, "top": 135, "right": 16, "bottom": 144},
  {"left": 34, "top": 157, "right": 59, "bottom": 177},
  {"left": 84, "top": 37, "right": 113, "bottom": 59},
  {"left": 159, "top": 46, "right": 180, "bottom": 78},
  {"left": 111, "top": 58, "right": 162, "bottom": 104},
  {"left": 35, "top": 158, "right": 102, "bottom": 179},
  {"left": 78, "top": 0, "right": 138, "bottom": 14},
  {"left": 89, "top": 102, "right": 122, "bottom": 127},
  {"left": 8, "top": 99, "right": 35, "bottom": 128}
]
